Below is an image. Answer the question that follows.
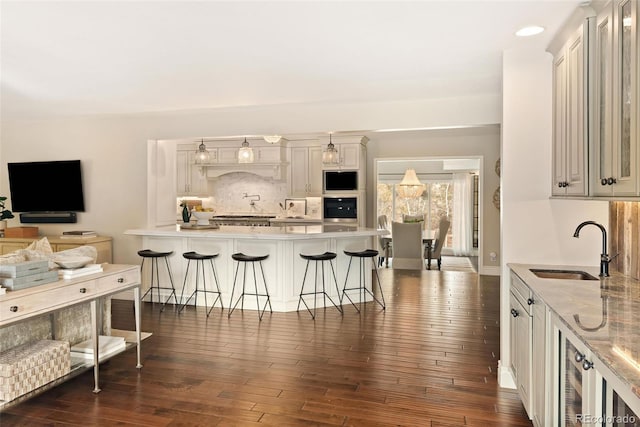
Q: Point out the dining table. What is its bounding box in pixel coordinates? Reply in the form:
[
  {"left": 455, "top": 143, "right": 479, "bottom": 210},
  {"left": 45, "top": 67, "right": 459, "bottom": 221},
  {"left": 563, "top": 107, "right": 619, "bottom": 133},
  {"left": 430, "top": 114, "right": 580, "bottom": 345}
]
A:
[{"left": 380, "top": 230, "right": 435, "bottom": 269}]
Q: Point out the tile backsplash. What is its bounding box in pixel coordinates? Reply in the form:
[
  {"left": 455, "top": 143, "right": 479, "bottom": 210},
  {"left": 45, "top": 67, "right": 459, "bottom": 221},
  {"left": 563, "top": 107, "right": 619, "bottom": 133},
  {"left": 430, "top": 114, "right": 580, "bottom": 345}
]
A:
[{"left": 177, "top": 172, "right": 322, "bottom": 218}]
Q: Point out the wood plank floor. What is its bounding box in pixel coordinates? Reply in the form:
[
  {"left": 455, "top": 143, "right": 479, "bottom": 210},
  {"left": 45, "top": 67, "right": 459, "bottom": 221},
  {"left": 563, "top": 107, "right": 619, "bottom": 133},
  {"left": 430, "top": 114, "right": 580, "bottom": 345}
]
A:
[{"left": 1, "top": 269, "right": 533, "bottom": 426}]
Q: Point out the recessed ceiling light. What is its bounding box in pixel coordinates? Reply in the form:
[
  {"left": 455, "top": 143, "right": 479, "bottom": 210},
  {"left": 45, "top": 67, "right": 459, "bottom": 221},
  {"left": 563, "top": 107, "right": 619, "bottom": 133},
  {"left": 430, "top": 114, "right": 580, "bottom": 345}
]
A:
[{"left": 516, "top": 25, "right": 545, "bottom": 37}]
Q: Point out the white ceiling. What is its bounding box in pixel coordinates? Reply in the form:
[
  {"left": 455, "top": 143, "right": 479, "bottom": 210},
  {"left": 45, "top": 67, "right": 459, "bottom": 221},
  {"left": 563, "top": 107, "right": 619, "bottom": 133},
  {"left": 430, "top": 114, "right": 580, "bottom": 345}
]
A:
[{"left": 1, "top": 0, "right": 583, "bottom": 120}]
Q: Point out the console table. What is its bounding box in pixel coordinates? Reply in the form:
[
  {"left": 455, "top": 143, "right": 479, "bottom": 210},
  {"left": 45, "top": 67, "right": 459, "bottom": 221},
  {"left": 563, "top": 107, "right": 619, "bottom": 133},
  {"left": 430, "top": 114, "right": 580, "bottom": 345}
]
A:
[
  {"left": 0, "top": 236, "right": 113, "bottom": 264},
  {"left": 0, "top": 264, "right": 142, "bottom": 409}
]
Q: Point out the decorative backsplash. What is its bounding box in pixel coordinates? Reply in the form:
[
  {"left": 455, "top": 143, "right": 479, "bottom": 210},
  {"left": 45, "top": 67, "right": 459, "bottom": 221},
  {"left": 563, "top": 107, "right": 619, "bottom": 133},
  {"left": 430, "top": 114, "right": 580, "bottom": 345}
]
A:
[
  {"left": 609, "top": 202, "right": 640, "bottom": 280},
  {"left": 205, "top": 172, "right": 289, "bottom": 214}
]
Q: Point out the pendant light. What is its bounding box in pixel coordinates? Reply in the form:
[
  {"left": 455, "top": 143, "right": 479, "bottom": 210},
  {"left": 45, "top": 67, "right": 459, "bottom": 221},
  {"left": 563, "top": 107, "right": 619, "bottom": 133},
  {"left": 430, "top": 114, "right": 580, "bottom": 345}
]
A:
[
  {"left": 398, "top": 168, "right": 424, "bottom": 198},
  {"left": 263, "top": 135, "right": 282, "bottom": 144},
  {"left": 322, "top": 134, "right": 340, "bottom": 166},
  {"left": 238, "top": 137, "right": 254, "bottom": 163},
  {"left": 194, "top": 139, "right": 211, "bottom": 164}
]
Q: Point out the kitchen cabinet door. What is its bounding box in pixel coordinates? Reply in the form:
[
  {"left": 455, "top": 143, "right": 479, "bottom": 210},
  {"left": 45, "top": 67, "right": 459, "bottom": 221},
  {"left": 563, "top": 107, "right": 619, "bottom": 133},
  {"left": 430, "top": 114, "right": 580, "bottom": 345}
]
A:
[
  {"left": 552, "top": 317, "right": 600, "bottom": 427},
  {"left": 592, "top": 0, "right": 639, "bottom": 197},
  {"left": 176, "top": 148, "right": 208, "bottom": 196},
  {"left": 552, "top": 19, "right": 591, "bottom": 197},
  {"left": 290, "top": 146, "right": 322, "bottom": 197},
  {"left": 599, "top": 359, "right": 640, "bottom": 426},
  {"left": 510, "top": 291, "right": 532, "bottom": 418}
]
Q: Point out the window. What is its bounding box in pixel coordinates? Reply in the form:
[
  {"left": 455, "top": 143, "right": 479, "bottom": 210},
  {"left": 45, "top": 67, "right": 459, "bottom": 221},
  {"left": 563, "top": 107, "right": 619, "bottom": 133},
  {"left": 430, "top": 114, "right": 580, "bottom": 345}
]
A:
[{"left": 377, "top": 180, "right": 453, "bottom": 249}]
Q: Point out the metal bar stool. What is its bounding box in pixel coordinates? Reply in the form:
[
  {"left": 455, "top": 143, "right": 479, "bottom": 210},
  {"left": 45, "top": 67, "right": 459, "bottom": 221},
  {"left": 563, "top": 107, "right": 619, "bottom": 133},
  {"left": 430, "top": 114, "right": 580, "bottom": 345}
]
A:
[
  {"left": 341, "top": 249, "right": 386, "bottom": 312},
  {"left": 227, "top": 253, "right": 272, "bottom": 321},
  {"left": 178, "top": 251, "right": 223, "bottom": 317},
  {"left": 297, "top": 251, "right": 343, "bottom": 319},
  {"left": 138, "top": 249, "right": 177, "bottom": 311}
]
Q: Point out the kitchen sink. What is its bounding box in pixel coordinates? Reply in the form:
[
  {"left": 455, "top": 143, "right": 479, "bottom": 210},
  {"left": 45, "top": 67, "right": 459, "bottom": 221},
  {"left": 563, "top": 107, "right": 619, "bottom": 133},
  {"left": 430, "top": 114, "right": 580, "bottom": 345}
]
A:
[{"left": 530, "top": 268, "right": 598, "bottom": 280}]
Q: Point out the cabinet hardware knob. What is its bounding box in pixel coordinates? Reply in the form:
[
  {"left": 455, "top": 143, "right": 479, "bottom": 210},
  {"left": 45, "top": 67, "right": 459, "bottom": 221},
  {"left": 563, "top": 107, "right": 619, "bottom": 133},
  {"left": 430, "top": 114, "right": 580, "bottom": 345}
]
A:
[
  {"left": 607, "top": 177, "right": 617, "bottom": 185},
  {"left": 601, "top": 178, "right": 608, "bottom": 186},
  {"left": 575, "top": 351, "right": 585, "bottom": 363},
  {"left": 511, "top": 308, "right": 519, "bottom": 317},
  {"left": 527, "top": 298, "right": 534, "bottom": 305},
  {"left": 118, "top": 278, "right": 124, "bottom": 283},
  {"left": 582, "top": 359, "right": 594, "bottom": 371},
  {"left": 9, "top": 306, "right": 18, "bottom": 312},
  {"left": 558, "top": 182, "right": 563, "bottom": 188}
]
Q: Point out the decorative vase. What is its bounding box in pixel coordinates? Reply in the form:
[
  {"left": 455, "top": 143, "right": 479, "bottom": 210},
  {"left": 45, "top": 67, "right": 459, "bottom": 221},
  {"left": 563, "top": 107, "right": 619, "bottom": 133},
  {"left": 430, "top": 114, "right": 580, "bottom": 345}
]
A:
[{"left": 181, "top": 205, "right": 191, "bottom": 223}]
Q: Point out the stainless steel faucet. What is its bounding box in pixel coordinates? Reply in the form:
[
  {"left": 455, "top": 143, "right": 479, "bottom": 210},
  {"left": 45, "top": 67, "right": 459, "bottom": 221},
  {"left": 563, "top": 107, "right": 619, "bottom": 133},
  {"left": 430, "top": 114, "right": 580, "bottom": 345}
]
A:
[
  {"left": 573, "top": 221, "right": 611, "bottom": 277},
  {"left": 242, "top": 193, "right": 260, "bottom": 206}
]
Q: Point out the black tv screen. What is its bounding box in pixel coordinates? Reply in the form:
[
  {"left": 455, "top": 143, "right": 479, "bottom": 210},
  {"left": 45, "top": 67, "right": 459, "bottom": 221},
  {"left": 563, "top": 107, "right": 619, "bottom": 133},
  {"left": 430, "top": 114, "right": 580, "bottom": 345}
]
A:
[{"left": 8, "top": 160, "right": 85, "bottom": 212}]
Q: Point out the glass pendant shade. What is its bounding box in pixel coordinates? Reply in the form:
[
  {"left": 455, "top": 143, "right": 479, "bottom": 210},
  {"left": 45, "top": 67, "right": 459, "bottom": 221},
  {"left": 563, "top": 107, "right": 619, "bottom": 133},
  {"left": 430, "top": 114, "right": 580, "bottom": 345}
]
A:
[
  {"left": 398, "top": 168, "right": 424, "bottom": 198},
  {"left": 322, "top": 134, "right": 340, "bottom": 166},
  {"left": 194, "top": 140, "right": 211, "bottom": 164},
  {"left": 238, "top": 138, "right": 254, "bottom": 163}
]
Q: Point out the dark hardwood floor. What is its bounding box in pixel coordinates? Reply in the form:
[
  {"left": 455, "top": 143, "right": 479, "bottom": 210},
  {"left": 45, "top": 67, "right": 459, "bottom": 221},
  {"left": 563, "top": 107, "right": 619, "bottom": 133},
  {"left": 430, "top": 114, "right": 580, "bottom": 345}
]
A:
[{"left": 1, "top": 269, "right": 532, "bottom": 426}]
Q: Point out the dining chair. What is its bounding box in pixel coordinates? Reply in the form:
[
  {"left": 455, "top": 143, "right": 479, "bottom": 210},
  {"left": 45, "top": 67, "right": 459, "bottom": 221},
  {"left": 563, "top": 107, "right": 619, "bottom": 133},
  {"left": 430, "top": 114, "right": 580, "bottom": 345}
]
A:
[
  {"left": 377, "top": 215, "right": 391, "bottom": 267},
  {"left": 391, "top": 221, "right": 424, "bottom": 270},
  {"left": 426, "top": 217, "right": 451, "bottom": 270}
]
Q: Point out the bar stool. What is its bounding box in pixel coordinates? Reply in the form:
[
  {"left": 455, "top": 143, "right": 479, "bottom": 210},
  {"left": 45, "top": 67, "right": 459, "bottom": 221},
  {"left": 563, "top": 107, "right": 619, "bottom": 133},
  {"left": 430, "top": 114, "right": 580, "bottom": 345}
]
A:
[
  {"left": 178, "top": 251, "right": 223, "bottom": 317},
  {"left": 342, "top": 249, "right": 386, "bottom": 312},
  {"left": 227, "top": 253, "right": 272, "bottom": 321},
  {"left": 297, "top": 252, "right": 343, "bottom": 319},
  {"left": 138, "top": 249, "right": 177, "bottom": 311}
]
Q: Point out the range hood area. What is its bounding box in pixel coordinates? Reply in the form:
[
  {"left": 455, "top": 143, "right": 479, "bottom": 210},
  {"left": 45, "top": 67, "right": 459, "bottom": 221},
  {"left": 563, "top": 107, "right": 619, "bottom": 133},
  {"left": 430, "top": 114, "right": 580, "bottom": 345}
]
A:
[
  {"left": 193, "top": 139, "right": 290, "bottom": 181},
  {"left": 204, "top": 162, "right": 288, "bottom": 180}
]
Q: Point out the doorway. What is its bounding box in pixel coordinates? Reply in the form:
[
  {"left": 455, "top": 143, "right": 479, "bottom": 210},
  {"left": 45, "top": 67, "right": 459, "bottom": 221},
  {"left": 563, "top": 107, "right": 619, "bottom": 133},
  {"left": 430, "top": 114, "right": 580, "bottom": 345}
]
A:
[{"left": 375, "top": 157, "right": 482, "bottom": 260}]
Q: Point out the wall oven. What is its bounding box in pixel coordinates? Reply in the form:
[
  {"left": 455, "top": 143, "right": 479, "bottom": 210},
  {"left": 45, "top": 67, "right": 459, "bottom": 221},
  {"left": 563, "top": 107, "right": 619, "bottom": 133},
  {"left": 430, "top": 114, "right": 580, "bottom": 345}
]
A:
[{"left": 323, "top": 196, "right": 357, "bottom": 223}]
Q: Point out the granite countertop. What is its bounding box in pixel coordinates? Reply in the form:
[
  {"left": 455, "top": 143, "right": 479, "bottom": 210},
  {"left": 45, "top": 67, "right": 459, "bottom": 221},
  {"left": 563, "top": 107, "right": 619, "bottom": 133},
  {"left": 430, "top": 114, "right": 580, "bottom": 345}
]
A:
[
  {"left": 125, "top": 224, "right": 387, "bottom": 240},
  {"left": 509, "top": 263, "right": 640, "bottom": 398}
]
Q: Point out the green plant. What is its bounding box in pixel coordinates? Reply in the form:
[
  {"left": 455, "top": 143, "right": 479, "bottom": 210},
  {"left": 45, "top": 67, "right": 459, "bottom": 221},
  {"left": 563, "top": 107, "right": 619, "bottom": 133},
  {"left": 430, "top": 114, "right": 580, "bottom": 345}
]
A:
[{"left": 0, "top": 196, "right": 15, "bottom": 220}]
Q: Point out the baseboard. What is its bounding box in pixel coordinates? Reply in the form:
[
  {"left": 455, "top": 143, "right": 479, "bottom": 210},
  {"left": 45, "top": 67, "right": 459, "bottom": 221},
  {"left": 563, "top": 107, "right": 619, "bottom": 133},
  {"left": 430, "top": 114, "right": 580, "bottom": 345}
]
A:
[
  {"left": 480, "top": 265, "right": 501, "bottom": 276},
  {"left": 498, "top": 361, "right": 517, "bottom": 389}
]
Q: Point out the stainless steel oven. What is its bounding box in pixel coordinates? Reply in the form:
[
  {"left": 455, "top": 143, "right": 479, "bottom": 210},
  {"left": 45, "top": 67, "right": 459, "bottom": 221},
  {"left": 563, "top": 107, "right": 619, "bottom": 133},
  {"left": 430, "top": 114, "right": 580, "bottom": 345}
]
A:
[{"left": 322, "top": 197, "right": 357, "bottom": 223}]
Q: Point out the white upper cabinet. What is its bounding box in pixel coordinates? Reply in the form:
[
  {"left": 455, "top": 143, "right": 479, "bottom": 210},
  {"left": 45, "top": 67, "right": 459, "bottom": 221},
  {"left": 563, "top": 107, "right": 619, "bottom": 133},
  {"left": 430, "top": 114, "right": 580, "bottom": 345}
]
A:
[
  {"left": 176, "top": 144, "right": 209, "bottom": 197},
  {"left": 551, "top": 1, "right": 639, "bottom": 199},
  {"left": 592, "top": 0, "right": 639, "bottom": 197},
  {"left": 551, "top": 16, "right": 592, "bottom": 196},
  {"left": 289, "top": 145, "right": 323, "bottom": 197},
  {"left": 337, "top": 143, "right": 360, "bottom": 170}
]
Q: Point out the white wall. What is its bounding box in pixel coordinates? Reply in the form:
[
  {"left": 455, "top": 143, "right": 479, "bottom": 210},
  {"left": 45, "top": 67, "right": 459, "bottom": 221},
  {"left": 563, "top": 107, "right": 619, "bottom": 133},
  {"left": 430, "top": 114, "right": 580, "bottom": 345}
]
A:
[
  {"left": 1, "top": 95, "right": 501, "bottom": 265},
  {"left": 499, "top": 47, "right": 609, "bottom": 386}
]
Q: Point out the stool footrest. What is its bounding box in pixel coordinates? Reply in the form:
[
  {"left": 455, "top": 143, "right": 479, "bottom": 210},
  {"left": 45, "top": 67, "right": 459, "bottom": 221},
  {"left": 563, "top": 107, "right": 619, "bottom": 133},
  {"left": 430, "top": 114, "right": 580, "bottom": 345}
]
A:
[
  {"left": 341, "top": 252, "right": 386, "bottom": 313},
  {"left": 178, "top": 257, "right": 224, "bottom": 317}
]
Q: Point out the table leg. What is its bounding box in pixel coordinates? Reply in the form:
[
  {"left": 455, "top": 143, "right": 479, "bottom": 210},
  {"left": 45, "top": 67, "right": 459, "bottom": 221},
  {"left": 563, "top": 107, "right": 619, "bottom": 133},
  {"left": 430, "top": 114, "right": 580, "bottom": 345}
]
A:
[
  {"left": 385, "top": 241, "right": 390, "bottom": 268},
  {"left": 134, "top": 286, "right": 143, "bottom": 369},
  {"left": 426, "top": 242, "right": 433, "bottom": 270},
  {"left": 90, "top": 300, "right": 101, "bottom": 393}
]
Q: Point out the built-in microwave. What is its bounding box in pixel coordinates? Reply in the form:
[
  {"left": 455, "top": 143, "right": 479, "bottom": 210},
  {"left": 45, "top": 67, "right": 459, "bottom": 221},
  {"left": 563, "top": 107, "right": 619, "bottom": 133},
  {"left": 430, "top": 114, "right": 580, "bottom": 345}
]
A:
[
  {"left": 323, "top": 170, "right": 358, "bottom": 192},
  {"left": 323, "top": 196, "right": 358, "bottom": 223}
]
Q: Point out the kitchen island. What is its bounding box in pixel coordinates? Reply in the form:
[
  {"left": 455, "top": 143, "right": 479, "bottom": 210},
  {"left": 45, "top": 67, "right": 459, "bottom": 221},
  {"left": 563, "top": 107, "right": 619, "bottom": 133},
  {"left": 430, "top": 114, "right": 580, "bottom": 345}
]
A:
[{"left": 125, "top": 224, "right": 387, "bottom": 312}]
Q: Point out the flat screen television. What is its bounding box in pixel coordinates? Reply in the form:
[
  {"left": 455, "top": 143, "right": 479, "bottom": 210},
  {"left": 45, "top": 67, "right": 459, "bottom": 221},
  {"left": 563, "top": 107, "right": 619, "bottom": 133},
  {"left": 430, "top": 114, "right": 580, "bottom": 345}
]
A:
[{"left": 8, "top": 160, "right": 85, "bottom": 213}]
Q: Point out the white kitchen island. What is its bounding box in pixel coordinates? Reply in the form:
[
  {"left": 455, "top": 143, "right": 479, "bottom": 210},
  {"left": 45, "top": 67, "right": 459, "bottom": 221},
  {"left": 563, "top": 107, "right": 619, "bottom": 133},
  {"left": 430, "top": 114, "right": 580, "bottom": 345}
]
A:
[{"left": 124, "top": 224, "right": 387, "bottom": 312}]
